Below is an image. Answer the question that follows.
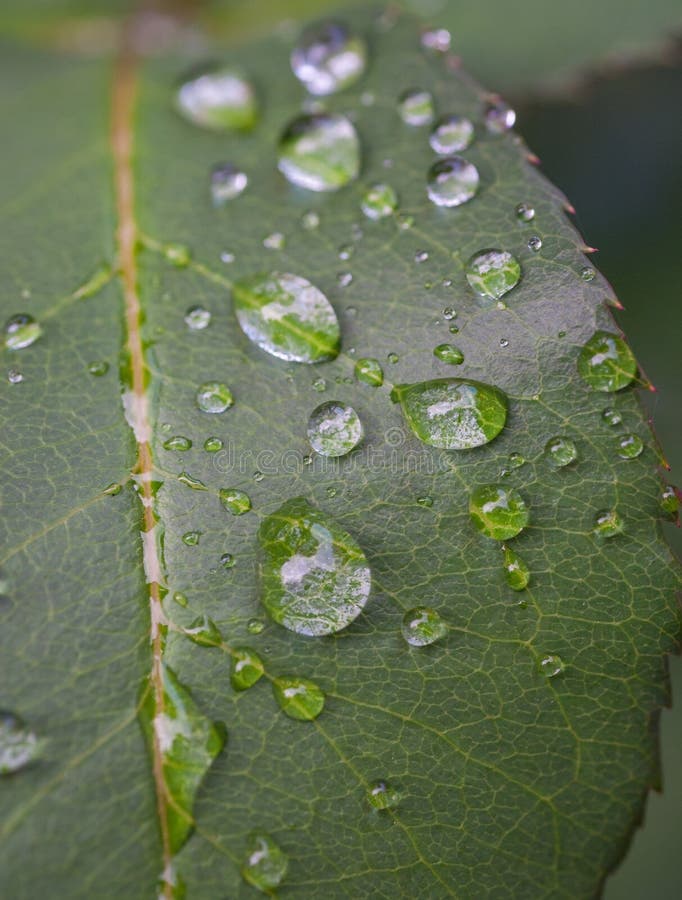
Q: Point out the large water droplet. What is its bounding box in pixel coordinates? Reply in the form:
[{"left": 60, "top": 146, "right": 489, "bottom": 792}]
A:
[
  {"left": 466, "top": 249, "right": 521, "bottom": 300},
  {"left": 361, "top": 183, "right": 398, "bottom": 220},
  {"left": 196, "top": 381, "right": 234, "bottom": 413},
  {"left": 427, "top": 156, "right": 479, "bottom": 207},
  {"left": 433, "top": 343, "right": 464, "bottom": 365},
  {"left": 210, "top": 163, "right": 248, "bottom": 205},
  {"left": 593, "top": 509, "right": 623, "bottom": 538},
  {"left": 233, "top": 272, "right": 340, "bottom": 363},
  {"left": 391, "top": 378, "right": 507, "bottom": 450},
  {"left": 4, "top": 314, "right": 42, "bottom": 350},
  {"left": 429, "top": 115, "right": 474, "bottom": 154},
  {"left": 616, "top": 433, "right": 644, "bottom": 459},
  {"left": 241, "top": 832, "right": 288, "bottom": 893},
  {"left": 544, "top": 436, "right": 578, "bottom": 468},
  {"left": 230, "top": 647, "right": 265, "bottom": 691},
  {"left": 502, "top": 546, "right": 530, "bottom": 590},
  {"left": 184, "top": 614, "right": 222, "bottom": 647},
  {"left": 307, "top": 401, "right": 363, "bottom": 457},
  {"left": 484, "top": 98, "right": 516, "bottom": 134},
  {"left": 258, "top": 498, "right": 371, "bottom": 636},
  {"left": 401, "top": 606, "right": 446, "bottom": 647},
  {"left": 367, "top": 779, "right": 400, "bottom": 810},
  {"left": 291, "top": 20, "right": 367, "bottom": 95},
  {"left": 176, "top": 67, "right": 257, "bottom": 132},
  {"left": 0, "top": 712, "right": 41, "bottom": 774},
  {"left": 220, "top": 488, "right": 252, "bottom": 515},
  {"left": 398, "top": 88, "right": 435, "bottom": 125},
  {"left": 469, "top": 484, "right": 529, "bottom": 540},
  {"left": 272, "top": 676, "right": 325, "bottom": 721},
  {"left": 278, "top": 113, "right": 360, "bottom": 192},
  {"left": 577, "top": 331, "right": 637, "bottom": 392},
  {"left": 539, "top": 654, "right": 565, "bottom": 678}
]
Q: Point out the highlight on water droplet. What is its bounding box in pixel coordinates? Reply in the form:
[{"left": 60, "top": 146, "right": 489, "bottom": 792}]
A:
[
  {"left": 429, "top": 115, "right": 474, "bottom": 154},
  {"left": 539, "top": 654, "right": 565, "bottom": 678},
  {"left": 258, "top": 498, "right": 371, "bottom": 636},
  {"left": 577, "top": 331, "right": 637, "bottom": 392},
  {"left": 593, "top": 509, "right": 623, "bottom": 539},
  {"left": 278, "top": 113, "right": 360, "bottom": 192},
  {"left": 466, "top": 249, "right": 521, "bottom": 300},
  {"left": 433, "top": 343, "right": 464, "bottom": 365},
  {"left": 220, "top": 488, "right": 252, "bottom": 515},
  {"left": 233, "top": 272, "right": 340, "bottom": 363},
  {"left": 544, "top": 436, "right": 578, "bottom": 468},
  {"left": 196, "top": 381, "right": 234, "bottom": 413},
  {"left": 0, "top": 712, "right": 41, "bottom": 774},
  {"left": 391, "top": 378, "right": 507, "bottom": 450},
  {"left": 361, "top": 183, "right": 398, "bottom": 220},
  {"left": 307, "top": 401, "right": 363, "bottom": 457},
  {"left": 210, "top": 163, "right": 248, "bottom": 205},
  {"left": 291, "top": 20, "right": 367, "bottom": 96},
  {"left": 484, "top": 98, "right": 516, "bottom": 134},
  {"left": 4, "top": 314, "right": 42, "bottom": 350},
  {"left": 367, "top": 779, "right": 400, "bottom": 810},
  {"left": 502, "top": 545, "right": 530, "bottom": 590},
  {"left": 230, "top": 647, "right": 265, "bottom": 691},
  {"left": 401, "top": 606, "right": 447, "bottom": 647},
  {"left": 241, "top": 831, "right": 288, "bottom": 893},
  {"left": 354, "top": 357, "right": 384, "bottom": 386},
  {"left": 184, "top": 614, "right": 222, "bottom": 647},
  {"left": 176, "top": 66, "right": 257, "bottom": 131},
  {"left": 469, "top": 484, "right": 529, "bottom": 540},
  {"left": 272, "top": 676, "right": 325, "bottom": 721},
  {"left": 616, "top": 433, "right": 644, "bottom": 459},
  {"left": 427, "top": 156, "right": 479, "bottom": 207}
]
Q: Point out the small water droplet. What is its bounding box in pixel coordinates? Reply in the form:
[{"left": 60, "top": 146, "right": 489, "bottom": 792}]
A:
[
  {"left": 182, "top": 531, "right": 202, "bottom": 546},
  {"left": 545, "top": 436, "right": 578, "bottom": 468},
  {"left": 0, "top": 712, "right": 41, "bottom": 775},
  {"left": 337, "top": 271, "right": 353, "bottom": 287},
  {"left": 361, "top": 183, "right": 398, "bottom": 220},
  {"left": 173, "top": 591, "right": 188, "bottom": 607},
  {"left": 4, "top": 314, "right": 42, "bottom": 350},
  {"left": 396, "top": 213, "right": 414, "bottom": 230},
  {"left": 398, "top": 88, "right": 434, "bottom": 126},
  {"left": 184, "top": 614, "right": 222, "bottom": 647},
  {"left": 499, "top": 338, "right": 510, "bottom": 348},
  {"left": 387, "top": 352, "right": 399, "bottom": 365},
  {"left": 502, "top": 546, "right": 530, "bottom": 590},
  {"left": 291, "top": 20, "right": 367, "bottom": 95},
  {"left": 367, "top": 779, "right": 400, "bottom": 810},
  {"left": 273, "top": 676, "right": 325, "bottom": 721},
  {"left": 210, "top": 163, "right": 248, "bottom": 205},
  {"left": 601, "top": 407, "right": 622, "bottom": 426},
  {"left": 593, "top": 509, "right": 624, "bottom": 539},
  {"left": 103, "top": 482, "right": 122, "bottom": 496},
  {"left": 204, "top": 436, "right": 223, "bottom": 452},
  {"left": 233, "top": 272, "right": 340, "bottom": 363},
  {"left": 163, "top": 435, "right": 192, "bottom": 451},
  {"left": 581, "top": 266, "right": 595, "bottom": 282},
  {"left": 307, "top": 401, "right": 363, "bottom": 457},
  {"left": 337, "top": 243, "right": 353, "bottom": 261},
  {"left": 229, "top": 646, "right": 264, "bottom": 691},
  {"left": 417, "top": 495, "right": 433, "bottom": 508},
  {"left": 616, "top": 433, "right": 643, "bottom": 459},
  {"left": 401, "top": 606, "right": 446, "bottom": 646},
  {"left": 429, "top": 115, "right": 474, "bottom": 154},
  {"left": 660, "top": 486, "right": 680, "bottom": 517},
  {"left": 176, "top": 67, "right": 257, "bottom": 131},
  {"left": 508, "top": 452, "right": 525, "bottom": 469},
  {"left": 484, "top": 98, "right": 516, "bottom": 134},
  {"left": 527, "top": 235, "right": 542, "bottom": 252},
  {"left": 247, "top": 617, "right": 266, "bottom": 635},
  {"left": 7, "top": 368, "right": 23, "bottom": 384},
  {"left": 196, "top": 381, "right": 234, "bottom": 414},
  {"left": 220, "top": 488, "right": 252, "bottom": 515},
  {"left": 178, "top": 471, "right": 208, "bottom": 491},
  {"left": 164, "top": 243, "right": 191, "bottom": 268},
  {"left": 87, "top": 360, "right": 109, "bottom": 376},
  {"left": 421, "top": 27, "right": 451, "bottom": 52},
  {"left": 515, "top": 202, "right": 535, "bottom": 222},
  {"left": 253, "top": 470, "right": 264, "bottom": 482},
  {"left": 442, "top": 307, "right": 457, "bottom": 320},
  {"left": 578, "top": 331, "right": 636, "bottom": 392},
  {"left": 263, "top": 232, "right": 285, "bottom": 251},
  {"left": 221, "top": 552, "right": 236, "bottom": 568},
  {"left": 220, "top": 251, "right": 235, "bottom": 264},
  {"left": 354, "top": 357, "right": 384, "bottom": 387},
  {"left": 312, "top": 377, "right": 327, "bottom": 392},
  {"left": 539, "top": 654, "right": 565, "bottom": 678},
  {"left": 241, "top": 832, "right": 288, "bottom": 893},
  {"left": 427, "top": 156, "right": 479, "bottom": 207},
  {"left": 301, "top": 210, "right": 320, "bottom": 230},
  {"left": 433, "top": 343, "right": 464, "bottom": 365},
  {"left": 466, "top": 249, "right": 521, "bottom": 300},
  {"left": 278, "top": 113, "right": 360, "bottom": 192},
  {"left": 469, "top": 484, "right": 529, "bottom": 540},
  {"left": 392, "top": 378, "right": 507, "bottom": 449}
]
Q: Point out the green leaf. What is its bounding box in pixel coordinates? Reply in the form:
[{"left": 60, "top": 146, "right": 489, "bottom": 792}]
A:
[{"left": 1, "top": 8, "right": 680, "bottom": 900}]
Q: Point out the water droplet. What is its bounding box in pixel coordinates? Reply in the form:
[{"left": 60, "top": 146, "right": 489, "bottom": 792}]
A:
[
  {"left": 263, "top": 231, "right": 285, "bottom": 250},
  {"left": 466, "top": 249, "right": 521, "bottom": 300},
  {"left": 515, "top": 202, "right": 535, "bottom": 222},
  {"left": 87, "top": 360, "right": 109, "bottom": 376},
  {"left": 354, "top": 357, "right": 384, "bottom": 387},
  {"left": 545, "top": 436, "right": 578, "bottom": 468},
  {"left": 253, "top": 470, "right": 265, "bottom": 482},
  {"left": 338, "top": 243, "right": 353, "bottom": 261},
  {"left": 601, "top": 407, "right": 622, "bottom": 426},
  {"left": 442, "top": 307, "right": 457, "bottom": 320},
  {"left": 204, "top": 436, "right": 223, "bottom": 452},
  {"left": 173, "top": 591, "right": 188, "bottom": 607},
  {"left": 337, "top": 271, "right": 353, "bottom": 287},
  {"left": 7, "top": 368, "right": 23, "bottom": 384},
  {"left": 539, "top": 654, "right": 565, "bottom": 678},
  {"left": 184, "top": 614, "right": 222, "bottom": 647},
  {"left": 301, "top": 210, "right": 320, "bottom": 230},
  {"left": 593, "top": 509, "right": 623, "bottom": 538},
  {"left": 387, "top": 351, "right": 399, "bottom": 364},
  {"left": 361, "top": 183, "right": 398, "bottom": 220},
  {"left": 291, "top": 20, "right": 367, "bottom": 96},
  {"left": 433, "top": 343, "right": 464, "bottom": 365},
  {"left": 616, "top": 433, "right": 643, "bottom": 459},
  {"left": 660, "top": 486, "right": 679, "bottom": 517},
  {"left": 273, "top": 676, "right": 325, "bottom": 721},
  {"left": 429, "top": 115, "right": 474, "bottom": 154},
  {"left": 182, "top": 531, "right": 202, "bottom": 546},
  {"left": 233, "top": 272, "right": 340, "bottom": 363},
  {"left": 210, "top": 163, "right": 248, "bottom": 205},
  {"left": 391, "top": 378, "right": 507, "bottom": 450},
  {"left": 103, "top": 482, "right": 122, "bottom": 496},
  {"left": 312, "top": 377, "right": 327, "bottom": 392},
  {"left": 396, "top": 212, "right": 414, "bottom": 230},
  {"left": 421, "top": 27, "right": 451, "bottom": 52},
  {"left": 502, "top": 546, "right": 530, "bottom": 590},
  {"left": 178, "top": 471, "right": 208, "bottom": 491},
  {"left": 4, "top": 314, "right": 42, "bottom": 350},
  {"left": 220, "top": 488, "right": 252, "bottom": 515},
  {"left": 220, "top": 250, "right": 235, "bottom": 264},
  {"left": 241, "top": 832, "right": 288, "bottom": 893},
  {"left": 278, "top": 113, "right": 360, "bottom": 192},
  {"left": 484, "top": 98, "right": 516, "bottom": 134},
  {"left": 367, "top": 779, "right": 400, "bottom": 810},
  {"left": 247, "top": 617, "right": 266, "bottom": 635},
  {"left": 527, "top": 235, "right": 542, "bottom": 252},
  {"left": 417, "top": 495, "right": 433, "bottom": 508},
  {"left": 0, "top": 712, "right": 41, "bottom": 774},
  {"left": 398, "top": 88, "right": 435, "bottom": 126},
  {"left": 427, "top": 156, "right": 479, "bottom": 207},
  {"left": 230, "top": 647, "right": 265, "bottom": 691},
  {"left": 221, "top": 552, "right": 235, "bottom": 568},
  {"left": 163, "top": 435, "right": 192, "bottom": 451},
  {"left": 469, "top": 484, "right": 529, "bottom": 540},
  {"left": 508, "top": 452, "right": 525, "bottom": 468},
  {"left": 307, "top": 401, "right": 363, "bottom": 457},
  {"left": 581, "top": 266, "right": 595, "bottom": 282},
  {"left": 401, "top": 606, "right": 446, "bottom": 647},
  {"left": 164, "top": 243, "right": 191, "bottom": 268},
  {"left": 176, "top": 67, "right": 257, "bottom": 131},
  {"left": 259, "top": 498, "right": 371, "bottom": 636},
  {"left": 196, "top": 381, "right": 234, "bottom": 413},
  {"left": 578, "top": 331, "right": 637, "bottom": 392}
]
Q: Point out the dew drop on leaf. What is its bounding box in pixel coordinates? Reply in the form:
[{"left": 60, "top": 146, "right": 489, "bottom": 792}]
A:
[
  {"left": 469, "top": 484, "right": 530, "bottom": 540},
  {"left": 4, "top": 313, "right": 42, "bottom": 350},
  {"left": 258, "top": 498, "right": 371, "bottom": 636},
  {"left": 502, "top": 546, "right": 530, "bottom": 590},
  {"left": 195, "top": 381, "right": 234, "bottom": 413},
  {"left": 184, "top": 614, "right": 223, "bottom": 647},
  {"left": 278, "top": 113, "right": 360, "bottom": 192},
  {"left": 163, "top": 435, "right": 192, "bottom": 451},
  {"left": 230, "top": 647, "right": 265, "bottom": 691},
  {"left": 307, "top": 401, "right": 363, "bottom": 457},
  {"left": 417, "top": 495, "right": 433, "bottom": 508},
  {"left": 616, "top": 433, "right": 644, "bottom": 459},
  {"left": 247, "top": 618, "right": 266, "bottom": 635},
  {"left": 361, "top": 183, "right": 398, "bottom": 220},
  {"left": 427, "top": 156, "right": 479, "bottom": 207},
  {"left": 515, "top": 202, "right": 535, "bottom": 222},
  {"left": 0, "top": 712, "right": 41, "bottom": 775},
  {"left": 241, "top": 832, "right": 289, "bottom": 893},
  {"left": 182, "top": 531, "right": 202, "bottom": 546},
  {"left": 210, "top": 163, "right": 248, "bottom": 205},
  {"left": 220, "top": 552, "right": 235, "bottom": 568},
  {"left": 354, "top": 357, "right": 384, "bottom": 386},
  {"left": 508, "top": 452, "right": 525, "bottom": 469},
  {"left": 103, "top": 482, "right": 122, "bottom": 496},
  {"left": 421, "top": 27, "right": 451, "bottom": 52},
  {"left": 7, "top": 368, "right": 23, "bottom": 384},
  {"left": 544, "top": 436, "right": 578, "bottom": 468},
  {"left": 577, "top": 331, "right": 637, "bottom": 392},
  {"left": 87, "top": 360, "right": 109, "bottom": 376},
  {"left": 291, "top": 20, "right": 367, "bottom": 96},
  {"left": 433, "top": 343, "right": 464, "bottom": 365},
  {"left": 203, "top": 436, "right": 223, "bottom": 452},
  {"left": 465, "top": 249, "right": 521, "bottom": 300},
  {"left": 401, "top": 606, "right": 446, "bottom": 647},
  {"left": 484, "top": 98, "right": 516, "bottom": 134},
  {"left": 581, "top": 265, "right": 596, "bottom": 282},
  {"left": 219, "top": 488, "right": 252, "bottom": 515},
  {"left": 178, "top": 471, "right": 208, "bottom": 491},
  {"left": 391, "top": 378, "right": 507, "bottom": 450},
  {"left": 367, "top": 779, "right": 400, "bottom": 810},
  {"left": 601, "top": 407, "right": 623, "bottom": 426},
  {"left": 272, "top": 676, "right": 325, "bottom": 721},
  {"left": 660, "top": 486, "right": 680, "bottom": 518},
  {"left": 164, "top": 243, "right": 191, "bottom": 268},
  {"left": 232, "top": 272, "right": 340, "bottom": 363},
  {"left": 301, "top": 210, "right": 320, "bottom": 230},
  {"left": 539, "top": 654, "right": 565, "bottom": 678},
  {"left": 429, "top": 114, "right": 474, "bottom": 154},
  {"left": 176, "top": 67, "right": 257, "bottom": 132},
  {"left": 527, "top": 235, "right": 542, "bottom": 252},
  {"left": 593, "top": 509, "right": 624, "bottom": 539},
  {"left": 263, "top": 231, "right": 285, "bottom": 250},
  {"left": 398, "top": 88, "right": 435, "bottom": 126}
]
